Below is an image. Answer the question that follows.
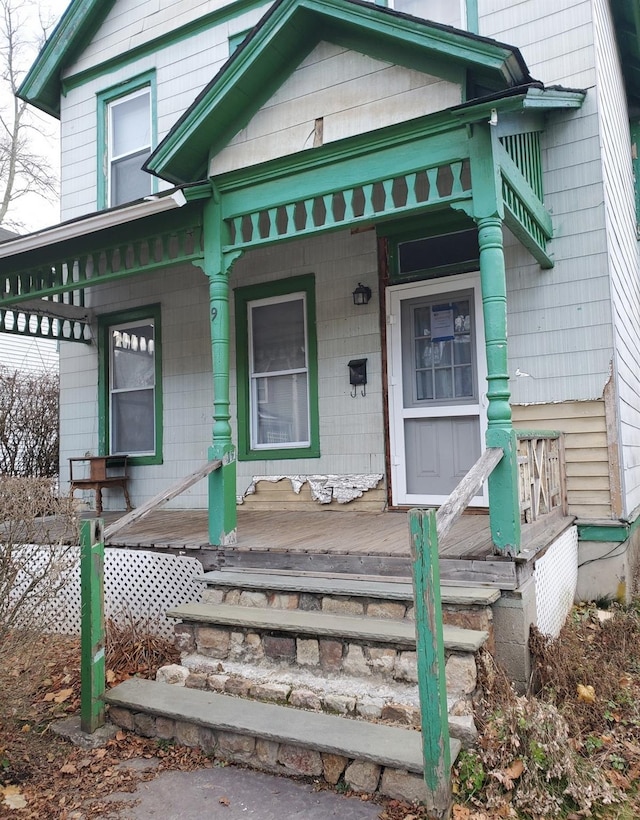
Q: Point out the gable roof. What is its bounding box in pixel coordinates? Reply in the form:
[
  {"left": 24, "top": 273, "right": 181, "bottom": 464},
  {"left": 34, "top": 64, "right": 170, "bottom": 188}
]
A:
[
  {"left": 146, "top": 0, "right": 534, "bottom": 185},
  {"left": 18, "top": 0, "right": 112, "bottom": 118}
]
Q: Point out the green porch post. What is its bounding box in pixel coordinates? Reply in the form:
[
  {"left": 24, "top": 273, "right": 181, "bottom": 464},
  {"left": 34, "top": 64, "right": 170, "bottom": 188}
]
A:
[
  {"left": 470, "top": 125, "right": 521, "bottom": 554},
  {"left": 202, "top": 195, "right": 239, "bottom": 546}
]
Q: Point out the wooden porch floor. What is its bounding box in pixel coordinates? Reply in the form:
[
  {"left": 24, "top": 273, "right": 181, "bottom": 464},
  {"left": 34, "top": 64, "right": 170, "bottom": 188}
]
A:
[
  {"left": 77, "top": 506, "right": 570, "bottom": 561},
  {"left": 92, "top": 507, "right": 486, "bottom": 557}
]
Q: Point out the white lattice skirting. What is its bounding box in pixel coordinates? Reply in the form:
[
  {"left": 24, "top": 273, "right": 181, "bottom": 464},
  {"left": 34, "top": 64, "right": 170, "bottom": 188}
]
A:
[
  {"left": 534, "top": 526, "right": 578, "bottom": 637},
  {"left": 43, "top": 548, "right": 203, "bottom": 638}
]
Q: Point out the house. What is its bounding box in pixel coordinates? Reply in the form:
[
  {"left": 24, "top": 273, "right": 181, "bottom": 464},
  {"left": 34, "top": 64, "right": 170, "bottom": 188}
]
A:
[
  {"left": 0, "top": 228, "right": 58, "bottom": 374},
  {"left": 0, "top": 0, "right": 639, "bottom": 685}
]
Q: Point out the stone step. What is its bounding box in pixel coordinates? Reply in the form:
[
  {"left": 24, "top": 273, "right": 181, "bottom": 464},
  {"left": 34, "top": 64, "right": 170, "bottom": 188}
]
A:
[
  {"left": 158, "top": 655, "right": 479, "bottom": 748},
  {"left": 167, "top": 602, "right": 488, "bottom": 653},
  {"left": 106, "top": 677, "right": 462, "bottom": 803},
  {"left": 198, "top": 568, "right": 501, "bottom": 607}
]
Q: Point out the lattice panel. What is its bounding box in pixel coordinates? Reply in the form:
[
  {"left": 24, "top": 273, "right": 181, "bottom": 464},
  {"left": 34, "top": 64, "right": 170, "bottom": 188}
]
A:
[
  {"left": 46, "top": 548, "right": 203, "bottom": 638},
  {"left": 534, "top": 526, "right": 578, "bottom": 637}
]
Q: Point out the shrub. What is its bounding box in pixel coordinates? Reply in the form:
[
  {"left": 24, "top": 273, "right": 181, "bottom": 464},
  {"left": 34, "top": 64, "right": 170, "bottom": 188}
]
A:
[{"left": 0, "top": 366, "right": 59, "bottom": 478}]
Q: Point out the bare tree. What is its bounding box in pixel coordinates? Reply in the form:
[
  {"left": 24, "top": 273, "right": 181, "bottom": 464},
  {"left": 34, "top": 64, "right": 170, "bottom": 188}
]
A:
[{"left": 0, "top": 0, "right": 58, "bottom": 228}]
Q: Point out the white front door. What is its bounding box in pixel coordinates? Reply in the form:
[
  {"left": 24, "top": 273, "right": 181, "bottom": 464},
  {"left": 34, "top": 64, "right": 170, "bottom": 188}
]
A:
[{"left": 387, "top": 273, "right": 488, "bottom": 507}]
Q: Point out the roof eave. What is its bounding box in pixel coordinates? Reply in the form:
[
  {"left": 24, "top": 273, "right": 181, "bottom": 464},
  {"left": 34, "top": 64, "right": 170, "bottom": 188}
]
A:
[{"left": 17, "top": 0, "right": 113, "bottom": 119}]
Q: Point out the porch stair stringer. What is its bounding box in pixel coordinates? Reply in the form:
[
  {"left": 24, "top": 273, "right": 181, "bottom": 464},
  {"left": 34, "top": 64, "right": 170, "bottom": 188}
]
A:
[{"left": 105, "top": 678, "right": 462, "bottom": 803}]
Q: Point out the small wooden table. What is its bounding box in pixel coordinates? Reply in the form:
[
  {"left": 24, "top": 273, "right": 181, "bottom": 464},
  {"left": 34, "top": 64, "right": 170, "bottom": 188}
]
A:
[{"left": 69, "top": 456, "right": 133, "bottom": 515}]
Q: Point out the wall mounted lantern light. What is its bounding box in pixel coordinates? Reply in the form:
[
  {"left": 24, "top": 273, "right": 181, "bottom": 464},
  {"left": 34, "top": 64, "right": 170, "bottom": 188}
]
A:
[{"left": 352, "top": 283, "right": 372, "bottom": 306}]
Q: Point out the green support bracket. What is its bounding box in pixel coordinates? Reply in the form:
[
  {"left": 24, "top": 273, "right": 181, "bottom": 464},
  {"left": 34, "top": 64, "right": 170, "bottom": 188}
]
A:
[
  {"left": 80, "top": 518, "right": 106, "bottom": 734},
  {"left": 409, "top": 508, "right": 451, "bottom": 819}
]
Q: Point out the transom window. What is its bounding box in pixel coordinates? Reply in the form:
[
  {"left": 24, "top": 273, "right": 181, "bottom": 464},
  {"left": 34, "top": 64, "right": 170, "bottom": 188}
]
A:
[{"left": 107, "top": 87, "right": 152, "bottom": 207}]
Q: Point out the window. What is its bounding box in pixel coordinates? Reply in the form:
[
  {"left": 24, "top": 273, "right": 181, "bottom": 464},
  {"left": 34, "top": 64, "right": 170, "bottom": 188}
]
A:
[
  {"left": 235, "top": 275, "right": 320, "bottom": 461},
  {"left": 98, "top": 72, "right": 156, "bottom": 208},
  {"left": 99, "top": 306, "right": 162, "bottom": 464}
]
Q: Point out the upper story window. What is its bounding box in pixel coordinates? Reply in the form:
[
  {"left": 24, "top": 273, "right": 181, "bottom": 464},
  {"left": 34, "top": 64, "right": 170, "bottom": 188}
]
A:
[
  {"left": 108, "top": 89, "right": 152, "bottom": 206},
  {"left": 98, "top": 72, "right": 156, "bottom": 209}
]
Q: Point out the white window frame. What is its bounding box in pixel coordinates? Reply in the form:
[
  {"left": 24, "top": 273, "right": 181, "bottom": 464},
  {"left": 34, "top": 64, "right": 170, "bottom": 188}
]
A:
[
  {"left": 106, "top": 87, "right": 152, "bottom": 207},
  {"left": 247, "top": 291, "right": 311, "bottom": 450}
]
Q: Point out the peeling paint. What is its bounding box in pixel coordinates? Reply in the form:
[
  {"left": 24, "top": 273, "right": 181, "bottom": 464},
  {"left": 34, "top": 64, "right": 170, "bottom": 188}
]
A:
[{"left": 239, "top": 474, "right": 383, "bottom": 505}]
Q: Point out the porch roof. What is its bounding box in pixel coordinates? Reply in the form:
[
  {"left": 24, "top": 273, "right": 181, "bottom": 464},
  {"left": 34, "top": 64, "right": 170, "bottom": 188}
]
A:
[
  {"left": 0, "top": 187, "right": 207, "bottom": 343},
  {"left": 145, "top": 0, "right": 536, "bottom": 186}
]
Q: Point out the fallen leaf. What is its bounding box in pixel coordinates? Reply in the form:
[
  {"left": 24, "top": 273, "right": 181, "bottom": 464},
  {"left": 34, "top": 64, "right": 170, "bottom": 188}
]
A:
[
  {"left": 21, "top": 723, "right": 31, "bottom": 733},
  {"left": 53, "top": 688, "right": 74, "bottom": 703},
  {"left": 219, "top": 796, "right": 230, "bottom": 806},
  {"left": 2, "top": 785, "right": 28, "bottom": 809},
  {"left": 504, "top": 759, "right": 524, "bottom": 780},
  {"left": 106, "top": 669, "right": 116, "bottom": 684},
  {"left": 60, "top": 763, "right": 77, "bottom": 775},
  {"left": 577, "top": 684, "right": 596, "bottom": 704},
  {"left": 452, "top": 804, "right": 471, "bottom": 819}
]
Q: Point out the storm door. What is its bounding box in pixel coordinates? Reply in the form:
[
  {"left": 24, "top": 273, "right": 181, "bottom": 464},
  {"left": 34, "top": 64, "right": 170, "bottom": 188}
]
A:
[{"left": 387, "top": 275, "right": 488, "bottom": 506}]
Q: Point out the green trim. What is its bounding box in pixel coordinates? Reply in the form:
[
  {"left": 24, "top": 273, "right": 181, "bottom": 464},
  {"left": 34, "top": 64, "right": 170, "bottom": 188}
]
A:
[
  {"left": 18, "top": 0, "right": 112, "bottom": 117},
  {"left": 578, "top": 515, "right": 640, "bottom": 543},
  {"left": 465, "top": 0, "right": 479, "bottom": 34},
  {"left": 631, "top": 120, "right": 640, "bottom": 237},
  {"left": 61, "top": 0, "right": 270, "bottom": 97},
  {"left": 98, "top": 304, "right": 163, "bottom": 466},
  {"left": 96, "top": 71, "right": 157, "bottom": 210},
  {"left": 19, "top": 0, "right": 269, "bottom": 117},
  {"left": 235, "top": 274, "right": 320, "bottom": 462},
  {"left": 229, "top": 28, "right": 252, "bottom": 54},
  {"left": 147, "top": 0, "right": 531, "bottom": 184},
  {"left": 578, "top": 523, "right": 629, "bottom": 543}
]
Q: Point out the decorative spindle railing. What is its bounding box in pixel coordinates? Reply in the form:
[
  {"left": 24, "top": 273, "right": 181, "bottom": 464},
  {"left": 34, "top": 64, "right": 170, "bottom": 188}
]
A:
[{"left": 223, "top": 160, "right": 473, "bottom": 251}]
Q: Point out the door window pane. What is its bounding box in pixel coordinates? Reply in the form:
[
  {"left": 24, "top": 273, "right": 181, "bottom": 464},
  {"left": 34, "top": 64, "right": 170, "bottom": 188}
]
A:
[{"left": 404, "top": 294, "right": 476, "bottom": 406}]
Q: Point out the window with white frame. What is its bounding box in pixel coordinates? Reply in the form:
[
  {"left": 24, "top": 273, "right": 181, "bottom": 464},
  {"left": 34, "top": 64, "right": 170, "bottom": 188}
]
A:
[
  {"left": 107, "top": 87, "right": 152, "bottom": 207},
  {"left": 108, "top": 317, "right": 157, "bottom": 455},
  {"left": 248, "top": 292, "right": 310, "bottom": 448}
]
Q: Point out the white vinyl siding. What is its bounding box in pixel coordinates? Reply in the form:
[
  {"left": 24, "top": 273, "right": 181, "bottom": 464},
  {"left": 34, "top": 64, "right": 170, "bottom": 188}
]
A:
[{"left": 592, "top": 0, "right": 640, "bottom": 516}]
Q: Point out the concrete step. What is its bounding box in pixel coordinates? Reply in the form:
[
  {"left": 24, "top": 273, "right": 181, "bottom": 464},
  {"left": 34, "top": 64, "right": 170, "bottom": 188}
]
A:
[
  {"left": 167, "top": 602, "right": 488, "bottom": 653},
  {"left": 106, "top": 677, "right": 462, "bottom": 803}
]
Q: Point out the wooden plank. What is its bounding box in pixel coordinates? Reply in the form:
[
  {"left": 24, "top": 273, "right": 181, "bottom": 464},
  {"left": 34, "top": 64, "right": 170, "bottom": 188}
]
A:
[
  {"left": 512, "top": 401, "right": 605, "bottom": 420},
  {"left": 409, "top": 508, "right": 451, "bottom": 817},
  {"left": 104, "top": 460, "right": 221, "bottom": 540},
  {"left": 603, "top": 373, "right": 622, "bottom": 517},
  {"left": 435, "top": 448, "right": 503, "bottom": 540}
]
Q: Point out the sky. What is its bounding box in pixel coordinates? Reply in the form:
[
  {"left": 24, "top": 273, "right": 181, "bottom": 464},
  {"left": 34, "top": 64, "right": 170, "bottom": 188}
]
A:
[{"left": 5, "top": 0, "right": 71, "bottom": 233}]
